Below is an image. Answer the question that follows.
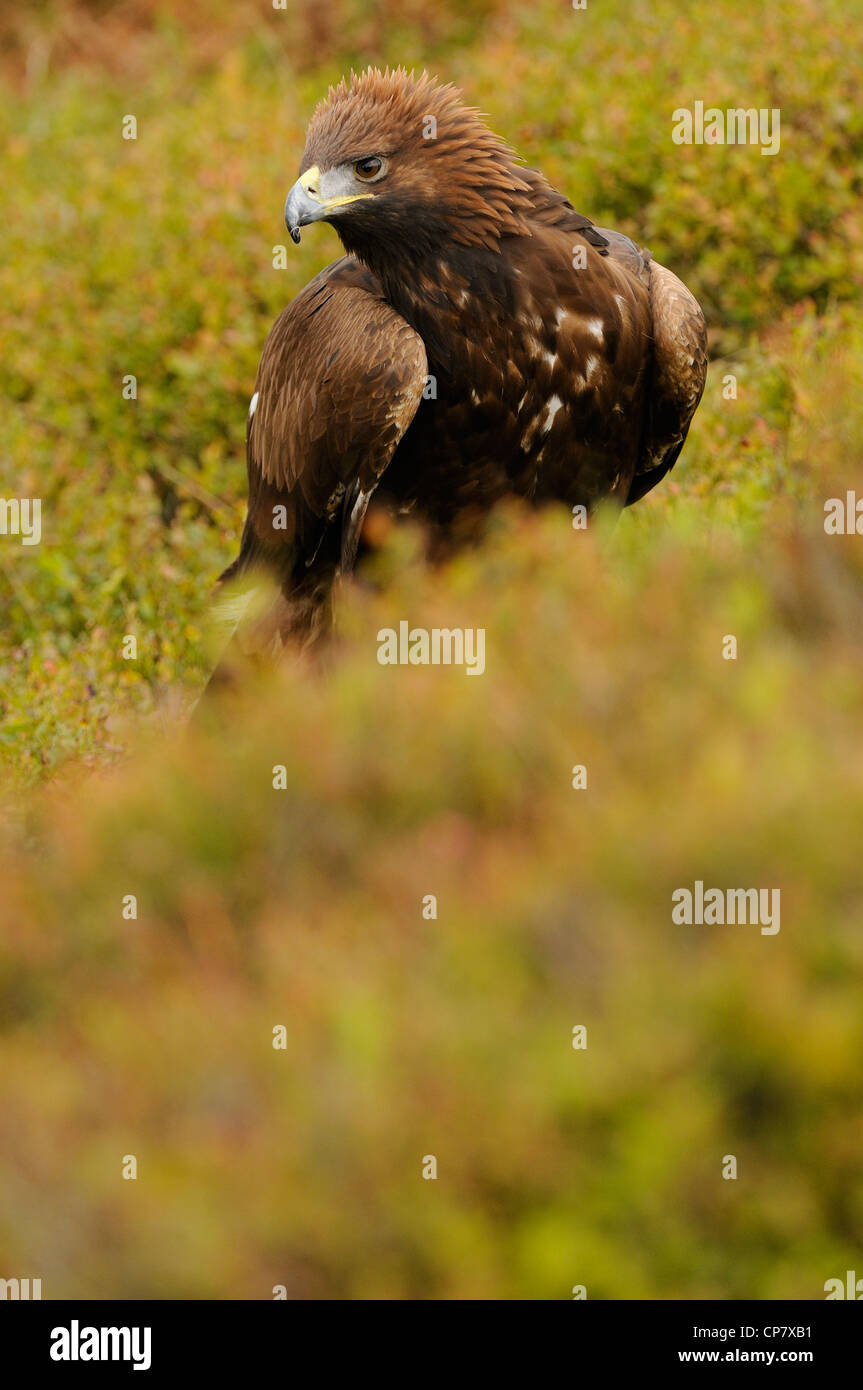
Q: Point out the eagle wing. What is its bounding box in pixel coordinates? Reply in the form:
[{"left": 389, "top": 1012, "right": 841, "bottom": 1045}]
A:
[
  {"left": 201, "top": 258, "right": 427, "bottom": 689},
  {"left": 232, "top": 257, "right": 427, "bottom": 582},
  {"left": 631, "top": 259, "right": 709, "bottom": 503},
  {"left": 597, "top": 229, "right": 707, "bottom": 504}
]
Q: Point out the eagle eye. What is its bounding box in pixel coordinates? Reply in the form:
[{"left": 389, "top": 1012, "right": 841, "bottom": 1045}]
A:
[{"left": 353, "top": 155, "right": 386, "bottom": 182}]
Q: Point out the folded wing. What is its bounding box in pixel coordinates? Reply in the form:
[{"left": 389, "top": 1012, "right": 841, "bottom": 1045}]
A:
[
  {"left": 234, "top": 256, "right": 427, "bottom": 582},
  {"left": 208, "top": 259, "right": 427, "bottom": 682},
  {"left": 597, "top": 229, "right": 707, "bottom": 504}
]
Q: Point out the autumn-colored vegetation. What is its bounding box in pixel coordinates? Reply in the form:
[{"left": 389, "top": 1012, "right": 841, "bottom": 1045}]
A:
[{"left": 0, "top": 0, "right": 861, "bottom": 1298}]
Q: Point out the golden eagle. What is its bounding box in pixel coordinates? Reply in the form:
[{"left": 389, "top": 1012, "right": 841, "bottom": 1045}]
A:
[{"left": 214, "top": 68, "right": 707, "bottom": 668}]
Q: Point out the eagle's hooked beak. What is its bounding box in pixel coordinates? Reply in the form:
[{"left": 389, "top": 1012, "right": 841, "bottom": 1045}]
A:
[{"left": 284, "top": 165, "right": 373, "bottom": 244}]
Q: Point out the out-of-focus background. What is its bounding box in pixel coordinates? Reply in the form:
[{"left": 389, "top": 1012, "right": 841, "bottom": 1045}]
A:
[{"left": 1, "top": 0, "right": 862, "bottom": 1298}]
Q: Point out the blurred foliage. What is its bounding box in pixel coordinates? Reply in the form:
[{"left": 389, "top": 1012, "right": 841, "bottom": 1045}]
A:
[
  {"left": 2, "top": 513, "right": 863, "bottom": 1298},
  {"left": 0, "top": 0, "right": 862, "bottom": 1298}
]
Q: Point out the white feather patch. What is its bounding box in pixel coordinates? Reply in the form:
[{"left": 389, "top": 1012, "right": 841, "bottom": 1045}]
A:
[{"left": 211, "top": 587, "right": 257, "bottom": 636}]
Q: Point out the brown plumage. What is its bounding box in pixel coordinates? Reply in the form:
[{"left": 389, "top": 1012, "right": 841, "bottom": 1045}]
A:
[{"left": 212, "top": 67, "right": 707, "bottom": 673}]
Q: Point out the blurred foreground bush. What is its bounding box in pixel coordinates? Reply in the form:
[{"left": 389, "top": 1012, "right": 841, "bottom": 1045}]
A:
[{"left": 1, "top": 503, "right": 862, "bottom": 1297}]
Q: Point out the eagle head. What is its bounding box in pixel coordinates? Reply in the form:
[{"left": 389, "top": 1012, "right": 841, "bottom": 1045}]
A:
[{"left": 284, "top": 67, "right": 533, "bottom": 261}]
